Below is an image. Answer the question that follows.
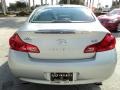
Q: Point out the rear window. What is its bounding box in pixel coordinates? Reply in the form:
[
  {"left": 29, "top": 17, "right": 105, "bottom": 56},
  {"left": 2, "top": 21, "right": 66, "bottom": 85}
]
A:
[{"left": 30, "top": 7, "right": 95, "bottom": 23}]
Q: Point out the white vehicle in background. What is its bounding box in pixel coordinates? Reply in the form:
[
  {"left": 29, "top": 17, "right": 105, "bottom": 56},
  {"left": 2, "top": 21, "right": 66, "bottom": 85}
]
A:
[
  {"left": 102, "top": 7, "right": 110, "bottom": 12},
  {"left": 8, "top": 5, "right": 117, "bottom": 85}
]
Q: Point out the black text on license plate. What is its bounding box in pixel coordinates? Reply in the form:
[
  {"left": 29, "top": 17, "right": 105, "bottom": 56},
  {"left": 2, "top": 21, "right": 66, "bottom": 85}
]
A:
[{"left": 50, "top": 73, "right": 73, "bottom": 81}]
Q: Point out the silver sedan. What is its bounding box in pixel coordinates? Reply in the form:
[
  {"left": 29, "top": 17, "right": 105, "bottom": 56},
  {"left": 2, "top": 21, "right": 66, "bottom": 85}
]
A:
[{"left": 8, "top": 5, "right": 117, "bottom": 85}]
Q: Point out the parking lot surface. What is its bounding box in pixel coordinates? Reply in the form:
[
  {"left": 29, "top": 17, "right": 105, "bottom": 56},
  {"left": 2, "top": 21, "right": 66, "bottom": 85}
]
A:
[{"left": 0, "top": 17, "right": 120, "bottom": 90}]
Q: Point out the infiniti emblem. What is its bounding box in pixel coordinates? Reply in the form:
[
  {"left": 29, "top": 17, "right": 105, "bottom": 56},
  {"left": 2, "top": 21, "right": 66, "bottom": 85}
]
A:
[{"left": 56, "top": 39, "right": 67, "bottom": 45}]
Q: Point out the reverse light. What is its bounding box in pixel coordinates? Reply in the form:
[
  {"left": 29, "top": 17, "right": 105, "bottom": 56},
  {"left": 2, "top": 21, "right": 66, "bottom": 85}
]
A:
[
  {"left": 9, "top": 33, "right": 40, "bottom": 53},
  {"left": 84, "top": 33, "right": 116, "bottom": 53}
]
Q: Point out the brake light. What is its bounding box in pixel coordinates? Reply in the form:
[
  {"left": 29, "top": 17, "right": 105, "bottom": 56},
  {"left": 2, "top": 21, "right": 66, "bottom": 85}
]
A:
[
  {"left": 84, "top": 33, "right": 116, "bottom": 53},
  {"left": 9, "top": 33, "right": 40, "bottom": 53}
]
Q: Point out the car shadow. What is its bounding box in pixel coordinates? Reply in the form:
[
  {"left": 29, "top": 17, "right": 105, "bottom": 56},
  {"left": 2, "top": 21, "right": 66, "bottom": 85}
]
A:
[
  {"left": 11, "top": 84, "right": 101, "bottom": 90},
  {"left": 0, "top": 61, "right": 101, "bottom": 90},
  {"left": 0, "top": 61, "right": 17, "bottom": 90}
]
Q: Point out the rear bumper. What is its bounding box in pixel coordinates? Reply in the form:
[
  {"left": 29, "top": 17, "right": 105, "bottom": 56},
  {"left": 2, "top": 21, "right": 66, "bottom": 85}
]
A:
[
  {"left": 19, "top": 78, "right": 104, "bottom": 85},
  {"left": 8, "top": 49, "right": 117, "bottom": 85}
]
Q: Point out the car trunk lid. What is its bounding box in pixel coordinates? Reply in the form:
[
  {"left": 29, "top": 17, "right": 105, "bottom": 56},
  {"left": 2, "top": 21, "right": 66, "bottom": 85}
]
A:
[{"left": 17, "top": 23, "right": 108, "bottom": 59}]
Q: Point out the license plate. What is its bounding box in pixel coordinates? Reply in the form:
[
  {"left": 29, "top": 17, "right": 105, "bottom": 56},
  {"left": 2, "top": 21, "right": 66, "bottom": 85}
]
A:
[{"left": 50, "top": 73, "right": 73, "bottom": 81}]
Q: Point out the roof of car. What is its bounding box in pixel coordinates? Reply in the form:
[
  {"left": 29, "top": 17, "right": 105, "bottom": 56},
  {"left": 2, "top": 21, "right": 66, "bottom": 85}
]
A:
[
  {"left": 37, "top": 4, "right": 86, "bottom": 9},
  {"left": 113, "top": 8, "right": 120, "bottom": 10}
]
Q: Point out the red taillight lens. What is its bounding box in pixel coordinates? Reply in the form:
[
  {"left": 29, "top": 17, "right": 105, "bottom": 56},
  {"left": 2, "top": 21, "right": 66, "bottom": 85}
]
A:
[
  {"left": 9, "top": 33, "right": 40, "bottom": 53},
  {"left": 84, "top": 33, "right": 116, "bottom": 53}
]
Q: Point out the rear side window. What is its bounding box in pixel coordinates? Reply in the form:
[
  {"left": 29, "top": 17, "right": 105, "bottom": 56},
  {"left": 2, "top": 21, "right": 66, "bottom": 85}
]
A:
[{"left": 30, "top": 7, "right": 95, "bottom": 23}]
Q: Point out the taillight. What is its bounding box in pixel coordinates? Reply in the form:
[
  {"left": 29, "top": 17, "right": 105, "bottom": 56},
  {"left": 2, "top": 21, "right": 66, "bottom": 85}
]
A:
[
  {"left": 9, "top": 33, "right": 40, "bottom": 53},
  {"left": 84, "top": 33, "right": 116, "bottom": 53}
]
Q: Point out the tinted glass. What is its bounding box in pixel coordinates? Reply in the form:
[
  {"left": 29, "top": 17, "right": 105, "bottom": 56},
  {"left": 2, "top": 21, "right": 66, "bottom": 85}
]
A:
[{"left": 30, "top": 7, "right": 95, "bottom": 23}]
